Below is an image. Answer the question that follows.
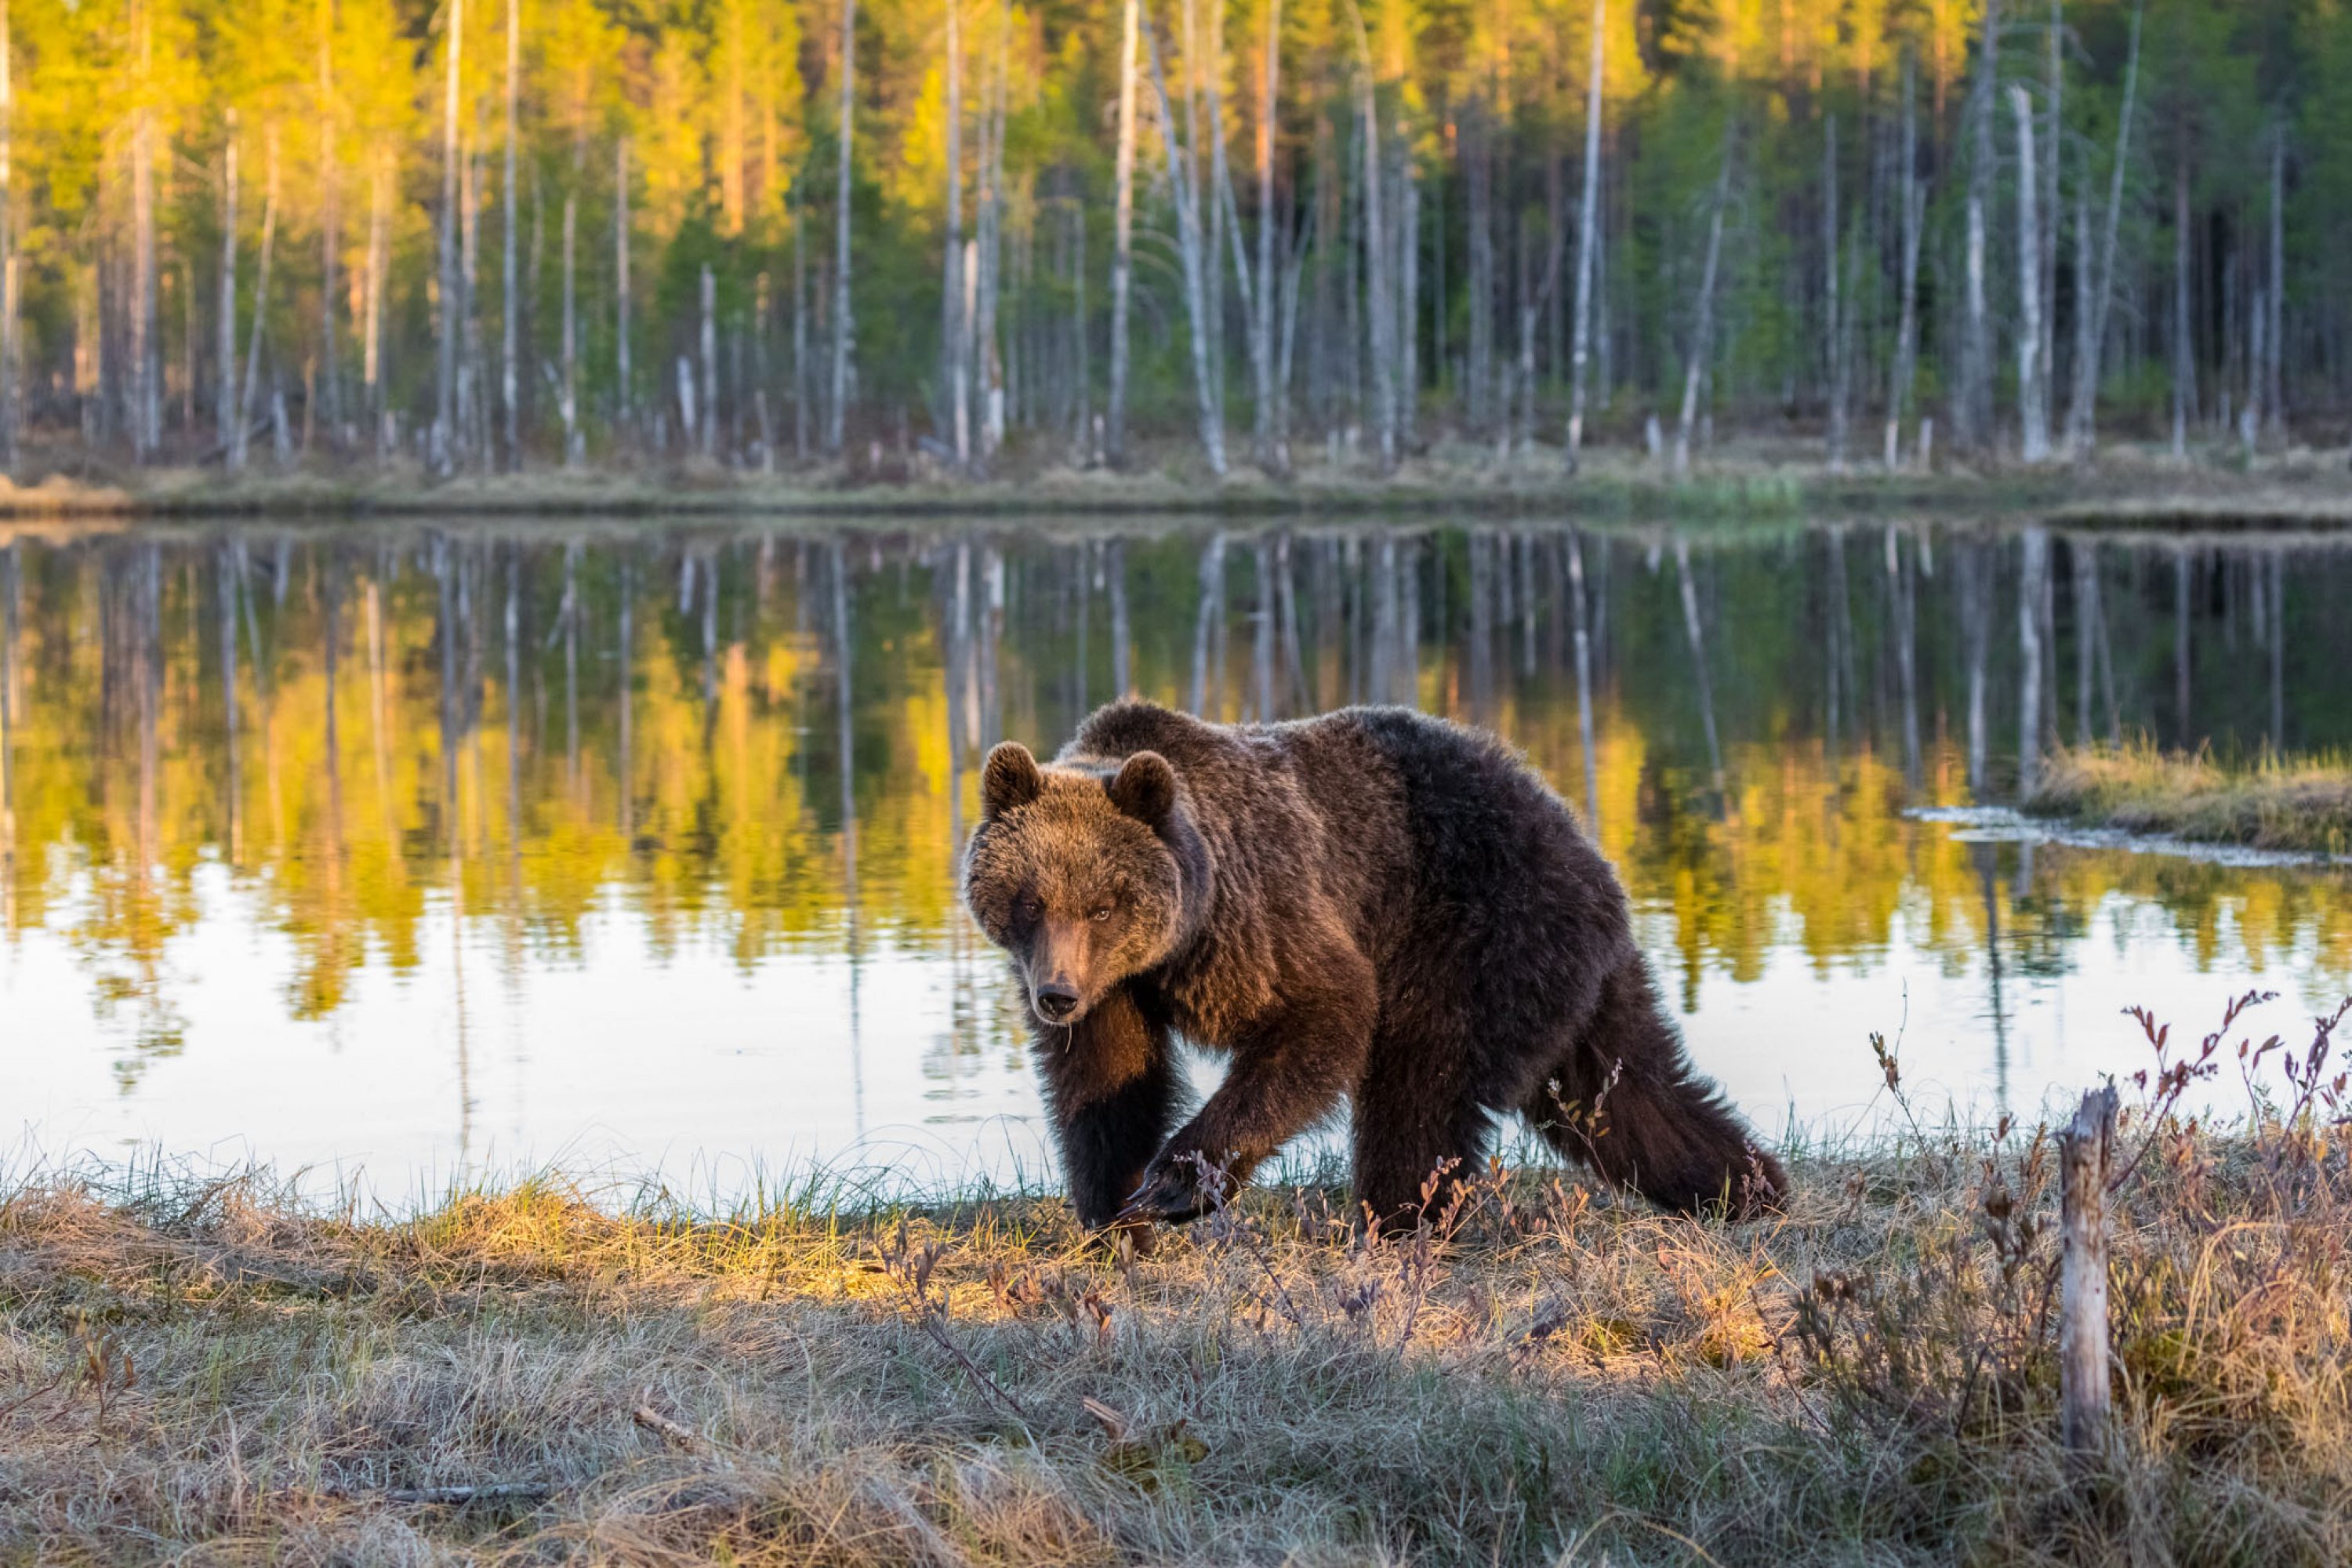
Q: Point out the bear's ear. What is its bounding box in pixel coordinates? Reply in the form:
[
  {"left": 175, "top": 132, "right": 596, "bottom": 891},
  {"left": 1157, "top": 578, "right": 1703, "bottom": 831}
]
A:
[
  {"left": 982, "top": 742, "right": 1044, "bottom": 819},
  {"left": 1106, "top": 751, "right": 1178, "bottom": 832}
]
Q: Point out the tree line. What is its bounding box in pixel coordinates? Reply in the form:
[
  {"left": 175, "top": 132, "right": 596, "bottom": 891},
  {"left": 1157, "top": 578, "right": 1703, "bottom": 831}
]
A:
[{"left": 4, "top": 0, "right": 2346, "bottom": 477}]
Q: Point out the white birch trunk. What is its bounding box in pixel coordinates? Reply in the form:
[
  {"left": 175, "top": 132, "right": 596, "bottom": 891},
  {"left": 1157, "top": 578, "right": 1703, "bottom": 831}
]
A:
[
  {"left": 1465, "top": 107, "right": 1492, "bottom": 434},
  {"left": 1105, "top": 0, "right": 1139, "bottom": 464},
  {"left": 1142, "top": 9, "right": 1229, "bottom": 474},
  {"left": 237, "top": 128, "right": 281, "bottom": 474},
  {"left": 1672, "top": 125, "right": 1733, "bottom": 478},
  {"left": 131, "top": 2, "right": 158, "bottom": 459},
  {"left": 793, "top": 183, "right": 808, "bottom": 456},
  {"left": 828, "top": 0, "right": 855, "bottom": 454},
  {"left": 2013, "top": 86, "right": 2049, "bottom": 462},
  {"left": 218, "top": 114, "right": 239, "bottom": 458},
  {"left": 1886, "top": 58, "right": 1922, "bottom": 470},
  {"left": 699, "top": 263, "right": 717, "bottom": 457},
  {"left": 366, "top": 151, "right": 389, "bottom": 452},
  {"left": 615, "top": 137, "right": 632, "bottom": 432},
  {"left": 2041, "top": 0, "right": 2060, "bottom": 430},
  {"left": 2171, "top": 150, "right": 2191, "bottom": 460},
  {"left": 1252, "top": 0, "right": 1279, "bottom": 470},
  {"left": 2267, "top": 130, "right": 2286, "bottom": 441},
  {"left": 942, "top": 0, "right": 966, "bottom": 465},
  {"left": 501, "top": 0, "right": 519, "bottom": 465},
  {"left": 1399, "top": 163, "right": 1417, "bottom": 447},
  {"left": 977, "top": 6, "right": 1006, "bottom": 456},
  {"left": 434, "top": 0, "right": 463, "bottom": 471},
  {"left": 1348, "top": 5, "right": 1395, "bottom": 474},
  {"left": 1824, "top": 113, "right": 1846, "bottom": 470},
  {"left": 317, "top": 0, "right": 343, "bottom": 445},
  {"left": 1565, "top": 0, "right": 1603, "bottom": 470},
  {"left": 1185, "top": 0, "right": 1221, "bottom": 434},
  {"left": 1958, "top": 0, "right": 1998, "bottom": 454},
  {"left": 460, "top": 145, "right": 484, "bottom": 464},
  {"left": 2066, "top": 3, "right": 2137, "bottom": 461},
  {"left": 561, "top": 190, "right": 579, "bottom": 466}
]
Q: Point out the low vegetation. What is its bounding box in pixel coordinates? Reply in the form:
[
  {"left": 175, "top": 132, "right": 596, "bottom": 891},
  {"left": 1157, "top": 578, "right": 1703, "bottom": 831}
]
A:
[
  {"left": 3, "top": 440, "right": 2347, "bottom": 524},
  {"left": 2, "top": 996, "right": 2346, "bottom": 1566},
  {"left": 2027, "top": 742, "right": 2352, "bottom": 855}
]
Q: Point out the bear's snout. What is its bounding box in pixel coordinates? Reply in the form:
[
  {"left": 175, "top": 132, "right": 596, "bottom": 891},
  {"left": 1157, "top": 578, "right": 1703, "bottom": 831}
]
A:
[{"left": 1025, "top": 917, "right": 1096, "bottom": 1023}]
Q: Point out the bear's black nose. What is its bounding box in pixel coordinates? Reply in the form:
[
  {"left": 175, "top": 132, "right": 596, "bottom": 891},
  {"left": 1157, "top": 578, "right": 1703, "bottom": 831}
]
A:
[{"left": 1034, "top": 985, "right": 1080, "bottom": 1021}]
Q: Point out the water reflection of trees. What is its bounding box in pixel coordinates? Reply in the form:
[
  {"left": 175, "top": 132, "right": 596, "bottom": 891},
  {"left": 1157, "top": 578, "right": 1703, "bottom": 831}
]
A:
[{"left": 2, "top": 522, "right": 2348, "bottom": 1076}]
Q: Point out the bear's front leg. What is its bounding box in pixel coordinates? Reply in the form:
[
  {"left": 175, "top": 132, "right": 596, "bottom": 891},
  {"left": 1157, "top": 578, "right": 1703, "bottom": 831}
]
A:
[
  {"left": 1031, "top": 984, "right": 1179, "bottom": 1234},
  {"left": 1120, "top": 975, "right": 1374, "bottom": 1224}
]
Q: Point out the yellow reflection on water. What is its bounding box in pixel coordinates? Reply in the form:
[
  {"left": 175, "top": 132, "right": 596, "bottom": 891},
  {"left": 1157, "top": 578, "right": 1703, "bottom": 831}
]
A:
[{"left": 2, "top": 524, "right": 2347, "bottom": 1184}]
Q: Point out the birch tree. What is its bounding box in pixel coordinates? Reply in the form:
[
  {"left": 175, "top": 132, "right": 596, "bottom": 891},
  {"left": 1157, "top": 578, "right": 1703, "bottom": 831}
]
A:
[
  {"left": 433, "top": 0, "right": 463, "bottom": 472},
  {"left": 1250, "top": 0, "right": 1279, "bottom": 470},
  {"left": 1563, "top": 0, "right": 1602, "bottom": 471},
  {"left": 1886, "top": 56, "right": 1922, "bottom": 470},
  {"left": 2012, "top": 85, "right": 2049, "bottom": 462},
  {"left": 1142, "top": 5, "right": 1227, "bottom": 474},
  {"left": 217, "top": 111, "right": 238, "bottom": 456},
  {"left": 827, "top": 0, "right": 855, "bottom": 456},
  {"left": 1955, "top": 0, "right": 1998, "bottom": 456},
  {"left": 1105, "top": 0, "right": 1138, "bottom": 465},
  {"left": 499, "top": 0, "right": 518, "bottom": 465},
  {"left": 318, "top": 0, "right": 342, "bottom": 447},
  {"left": 2065, "top": 3, "right": 2139, "bottom": 461},
  {"left": 941, "top": 0, "right": 966, "bottom": 466},
  {"left": 1672, "top": 122, "right": 1734, "bottom": 479}
]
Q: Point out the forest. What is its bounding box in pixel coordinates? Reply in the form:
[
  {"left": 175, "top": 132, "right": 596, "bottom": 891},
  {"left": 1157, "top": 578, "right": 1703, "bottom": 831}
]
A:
[{"left": 3, "top": 0, "right": 2347, "bottom": 478}]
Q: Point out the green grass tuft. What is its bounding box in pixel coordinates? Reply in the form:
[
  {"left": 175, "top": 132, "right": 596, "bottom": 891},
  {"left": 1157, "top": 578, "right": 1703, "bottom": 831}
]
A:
[{"left": 2025, "top": 742, "right": 2352, "bottom": 856}]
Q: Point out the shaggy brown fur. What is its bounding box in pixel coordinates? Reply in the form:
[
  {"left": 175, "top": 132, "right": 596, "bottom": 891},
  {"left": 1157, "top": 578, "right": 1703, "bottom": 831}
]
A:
[{"left": 962, "top": 700, "right": 1787, "bottom": 1235}]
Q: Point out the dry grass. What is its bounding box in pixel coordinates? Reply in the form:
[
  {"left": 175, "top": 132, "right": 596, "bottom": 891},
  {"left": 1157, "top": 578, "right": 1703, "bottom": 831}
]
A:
[
  {"left": 2026, "top": 742, "right": 2352, "bottom": 855},
  {"left": 2, "top": 1003, "right": 2347, "bottom": 1566}
]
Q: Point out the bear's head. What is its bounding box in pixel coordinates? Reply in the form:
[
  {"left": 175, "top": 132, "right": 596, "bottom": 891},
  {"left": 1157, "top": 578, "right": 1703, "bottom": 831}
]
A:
[{"left": 960, "top": 741, "right": 1196, "bottom": 1027}]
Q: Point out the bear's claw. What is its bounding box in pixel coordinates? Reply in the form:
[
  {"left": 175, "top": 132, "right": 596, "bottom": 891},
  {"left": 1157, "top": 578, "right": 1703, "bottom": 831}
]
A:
[{"left": 1117, "top": 1156, "right": 1224, "bottom": 1225}]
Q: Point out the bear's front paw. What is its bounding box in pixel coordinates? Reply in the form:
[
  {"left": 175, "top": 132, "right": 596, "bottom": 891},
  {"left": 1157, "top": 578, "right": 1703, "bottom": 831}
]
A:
[{"left": 1116, "top": 1149, "right": 1230, "bottom": 1225}]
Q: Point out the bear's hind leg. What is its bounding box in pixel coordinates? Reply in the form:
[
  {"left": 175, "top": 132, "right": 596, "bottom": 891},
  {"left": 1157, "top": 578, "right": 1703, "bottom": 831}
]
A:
[
  {"left": 1034, "top": 987, "right": 1180, "bottom": 1231},
  {"left": 1350, "top": 1037, "right": 1495, "bottom": 1234}
]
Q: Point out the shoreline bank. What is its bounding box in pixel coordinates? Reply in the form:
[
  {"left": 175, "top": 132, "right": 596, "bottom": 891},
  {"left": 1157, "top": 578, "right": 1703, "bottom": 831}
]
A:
[
  {"left": 2024, "top": 744, "right": 2352, "bottom": 857},
  {"left": 2, "top": 447, "right": 2348, "bottom": 528}
]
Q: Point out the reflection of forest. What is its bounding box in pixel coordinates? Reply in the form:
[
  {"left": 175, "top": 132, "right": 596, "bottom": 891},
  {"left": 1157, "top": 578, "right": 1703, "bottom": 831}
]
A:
[{"left": 3, "top": 522, "right": 2348, "bottom": 1065}]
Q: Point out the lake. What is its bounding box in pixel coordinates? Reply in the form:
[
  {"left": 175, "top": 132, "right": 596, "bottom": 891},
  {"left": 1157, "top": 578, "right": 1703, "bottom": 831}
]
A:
[{"left": 4, "top": 516, "right": 2348, "bottom": 1202}]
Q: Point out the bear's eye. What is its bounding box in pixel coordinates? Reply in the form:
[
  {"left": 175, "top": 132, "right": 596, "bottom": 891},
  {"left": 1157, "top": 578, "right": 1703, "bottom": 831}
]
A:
[
  {"left": 1088, "top": 902, "right": 1114, "bottom": 922},
  {"left": 1021, "top": 898, "right": 1044, "bottom": 921}
]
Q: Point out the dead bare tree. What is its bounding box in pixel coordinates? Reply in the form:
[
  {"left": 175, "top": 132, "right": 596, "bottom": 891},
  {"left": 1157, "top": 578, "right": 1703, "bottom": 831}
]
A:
[{"left": 1671, "top": 120, "right": 1734, "bottom": 479}]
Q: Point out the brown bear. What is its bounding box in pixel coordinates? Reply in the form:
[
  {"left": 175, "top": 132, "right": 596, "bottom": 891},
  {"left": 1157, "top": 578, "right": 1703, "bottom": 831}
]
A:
[{"left": 960, "top": 699, "right": 1786, "bottom": 1236}]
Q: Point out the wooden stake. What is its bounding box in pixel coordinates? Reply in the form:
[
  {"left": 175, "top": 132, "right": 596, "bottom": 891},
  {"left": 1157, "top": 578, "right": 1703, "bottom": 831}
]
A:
[{"left": 2059, "top": 1083, "right": 2118, "bottom": 1465}]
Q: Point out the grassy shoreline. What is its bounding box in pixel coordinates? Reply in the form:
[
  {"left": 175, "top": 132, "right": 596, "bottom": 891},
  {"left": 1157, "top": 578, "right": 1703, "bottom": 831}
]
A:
[
  {"left": 2, "top": 1032, "right": 2347, "bottom": 1566},
  {"left": 2026, "top": 744, "right": 2352, "bottom": 857},
  {"left": 1, "top": 441, "right": 2347, "bottom": 527}
]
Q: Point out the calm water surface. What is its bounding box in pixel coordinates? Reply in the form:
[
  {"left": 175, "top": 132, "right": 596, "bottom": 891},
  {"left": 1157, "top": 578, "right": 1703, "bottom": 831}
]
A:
[{"left": 4, "top": 517, "right": 2349, "bottom": 1198}]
